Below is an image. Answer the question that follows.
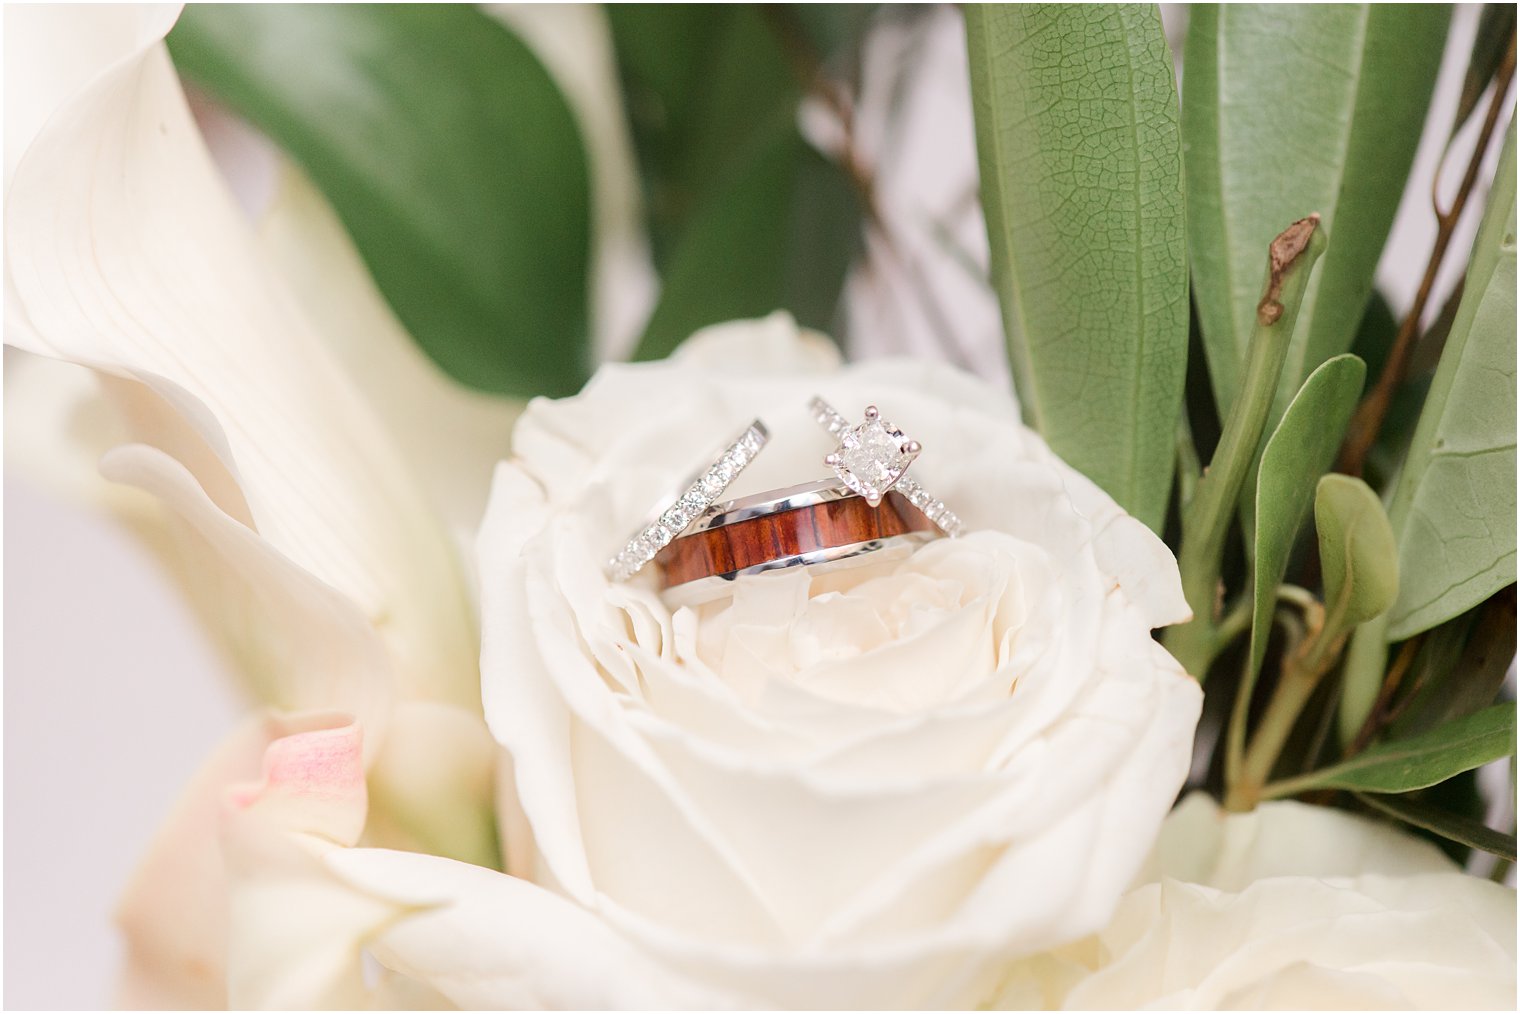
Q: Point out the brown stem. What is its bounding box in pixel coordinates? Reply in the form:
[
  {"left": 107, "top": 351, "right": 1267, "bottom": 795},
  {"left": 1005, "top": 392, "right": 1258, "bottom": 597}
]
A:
[
  {"left": 1337, "top": 31, "right": 1516, "bottom": 477},
  {"left": 762, "top": 9, "right": 978, "bottom": 368},
  {"left": 1346, "top": 634, "right": 1425, "bottom": 757}
]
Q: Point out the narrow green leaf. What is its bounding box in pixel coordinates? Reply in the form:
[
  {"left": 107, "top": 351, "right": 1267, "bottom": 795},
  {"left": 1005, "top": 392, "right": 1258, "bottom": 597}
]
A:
[
  {"left": 632, "top": 132, "right": 859, "bottom": 360},
  {"left": 608, "top": 4, "right": 796, "bottom": 263},
  {"left": 966, "top": 4, "right": 1188, "bottom": 533},
  {"left": 1184, "top": 5, "right": 1448, "bottom": 430},
  {"left": 1394, "top": 593, "right": 1516, "bottom": 739},
  {"left": 1232, "top": 356, "right": 1365, "bottom": 758},
  {"left": 168, "top": 5, "right": 592, "bottom": 397},
  {"left": 1315, "top": 474, "right": 1400, "bottom": 636},
  {"left": 1268, "top": 703, "right": 1517, "bottom": 797},
  {"left": 1250, "top": 356, "right": 1366, "bottom": 674},
  {"left": 1385, "top": 121, "right": 1517, "bottom": 640},
  {"left": 1357, "top": 791, "right": 1517, "bottom": 862},
  {"left": 610, "top": 5, "right": 860, "bottom": 357}
]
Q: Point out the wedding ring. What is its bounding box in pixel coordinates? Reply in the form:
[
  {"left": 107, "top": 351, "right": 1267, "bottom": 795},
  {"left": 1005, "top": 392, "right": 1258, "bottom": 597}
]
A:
[
  {"left": 809, "top": 397, "right": 967, "bottom": 536},
  {"left": 607, "top": 421, "right": 769, "bottom": 581},
  {"left": 656, "top": 480, "right": 938, "bottom": 605}
]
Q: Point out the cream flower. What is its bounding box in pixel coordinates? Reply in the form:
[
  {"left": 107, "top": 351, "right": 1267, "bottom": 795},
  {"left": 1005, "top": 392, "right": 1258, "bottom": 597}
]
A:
[
  {"left": 384, "top": 313, "right": 1200, "bottom": 1008},
  {"left": 993, "top": 793, "right": 1518, "bottom": 1010}
]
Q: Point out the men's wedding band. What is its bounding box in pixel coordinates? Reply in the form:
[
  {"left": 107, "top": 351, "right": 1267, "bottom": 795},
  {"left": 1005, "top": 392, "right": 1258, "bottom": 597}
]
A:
[{"left": 656, "top": 480, "right": 937, "bottom": 605}]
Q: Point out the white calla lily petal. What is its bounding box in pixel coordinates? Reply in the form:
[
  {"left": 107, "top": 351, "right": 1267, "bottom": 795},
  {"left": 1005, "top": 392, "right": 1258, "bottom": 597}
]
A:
[
  {"left": 254, "top": 166, "right": 522, "bottom": 550},
  {"left": 5, "top": 30, "right": 476, "bottom": 706}
]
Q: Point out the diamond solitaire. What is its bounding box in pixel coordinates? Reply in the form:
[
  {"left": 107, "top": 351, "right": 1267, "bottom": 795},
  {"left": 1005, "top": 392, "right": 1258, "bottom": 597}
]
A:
[
  {"left": 810, "top": 396, "right": 966, "bottom": 536},
  {"left": 822, "top": 405, "right": 922, "bottom": 507}
]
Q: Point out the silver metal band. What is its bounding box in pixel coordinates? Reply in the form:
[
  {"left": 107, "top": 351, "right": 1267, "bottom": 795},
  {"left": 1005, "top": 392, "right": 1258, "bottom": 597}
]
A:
[
  {"left": 692, "top": 479, "right": 855, "bottom": 533},
  {"left": 809, "top": 397, "right": 967, "bottom": 537},
  {"left": 606, "top": 421, "right": 768, "bottom": 581},
  {"left": 661, "top": 532, "right": 936, "bottom": 608}
]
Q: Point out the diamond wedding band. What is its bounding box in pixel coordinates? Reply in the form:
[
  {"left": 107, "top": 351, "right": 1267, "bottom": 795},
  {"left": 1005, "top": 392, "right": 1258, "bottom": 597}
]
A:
[
  {"left": 809, "top": 397, "right": 966, "bottom": 537},
  {"left": 606, "top": 421, "right": 768, "bottom": 581}
]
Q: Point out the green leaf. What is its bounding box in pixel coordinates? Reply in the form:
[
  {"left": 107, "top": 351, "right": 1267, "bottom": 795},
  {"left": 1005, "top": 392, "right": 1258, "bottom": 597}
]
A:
[
  {"left": 608, "top": 4, "right": 796, "bottom": 263},
  {"left": 1384, "top": 121, "right": 1517, "bottom": 641},
  {"left": 168, "top": 5, "right": 592, "bottom": 397},
  {"left": 1339, "top": 122, "right": 1517, "bottom": 742},
  {"left": 1315, "top": 473, "right": 1399, "bottom": 635},
  {"left": 1183, "top": 5, "right": 1448, "bottom": 430},
  {"left": 1245, "top": 357, "right": 1366, "bottom": 684},
  {"left": 1267, "top": 703, "right": 1517, "bottom": 797},
  {"left": 1357, "top": 791, "right": 1517, "bottom": 862},
  {"left": 1453, "top": 5, "right": 1517, "bottom": 138},
  {"left": 609, "top": 4, "right": 860, "bottom": 358},
  {"left": 633, "top": 131, "right": 859, "bottom": 360},
  {"left": 966, "top": 4, "right": 1188, "bottom": 533},
  {"left": 1393, "top": 593, "right": 1516, "bottom": 739}
]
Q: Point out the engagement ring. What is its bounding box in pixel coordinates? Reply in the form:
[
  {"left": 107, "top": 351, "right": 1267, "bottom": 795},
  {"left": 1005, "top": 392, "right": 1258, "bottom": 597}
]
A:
[{"left": 809, "top": 397, "right": 966, "bottom": 536}]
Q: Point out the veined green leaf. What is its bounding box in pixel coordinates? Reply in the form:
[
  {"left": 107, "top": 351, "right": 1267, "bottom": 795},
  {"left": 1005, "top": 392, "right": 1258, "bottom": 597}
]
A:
[
  {"left": 1356, "top": 791, "right": 1517, "bottom": 862},
  {"left": 1268, "top": 703, "right": 1517, "bottom": 797},
  {"left": 1315, "top": 474, "right": 1400, "bottom": 636},
  {"left": 1183, "top": 5, "right": 1448, "bottom": 429},
  {"left": 1385, "top": 121, "right": 1517, "bottom": 641},
  {"left": 966, "top": 4, "right": 1188, "bottom": 533},
  {"left": 168, "top": 5, "right": 592, "bottom": 397}
]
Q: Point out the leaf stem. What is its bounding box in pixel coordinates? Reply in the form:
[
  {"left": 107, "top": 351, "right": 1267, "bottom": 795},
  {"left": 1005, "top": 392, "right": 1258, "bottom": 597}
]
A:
[
  {"left": 1227, "top": 622, "right": 1346, "bottom": 810},
  {"left": 1164, "top": 216, "right": 1327, "bottom": 679}
]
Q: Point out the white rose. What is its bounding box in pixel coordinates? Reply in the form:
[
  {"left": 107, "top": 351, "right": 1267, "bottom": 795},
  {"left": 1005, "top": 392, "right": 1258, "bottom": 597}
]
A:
[
  {"left": 447, "top": 313, "right": 1201, "bottom": 1008},
  {"left": 994, "top": 793, "right": 1518, "bottom": 1010}
]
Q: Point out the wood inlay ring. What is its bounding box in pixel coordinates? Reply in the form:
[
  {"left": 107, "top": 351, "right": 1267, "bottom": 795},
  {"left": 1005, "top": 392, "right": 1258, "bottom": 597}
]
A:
[{"left": 657, "top": 487, "right": 936, "bottom": 589}]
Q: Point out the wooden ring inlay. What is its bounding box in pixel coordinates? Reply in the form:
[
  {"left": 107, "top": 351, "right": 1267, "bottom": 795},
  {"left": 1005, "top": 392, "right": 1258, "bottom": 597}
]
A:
[{"left": 656, "top": 490, "right": 935, "bottom": 588}]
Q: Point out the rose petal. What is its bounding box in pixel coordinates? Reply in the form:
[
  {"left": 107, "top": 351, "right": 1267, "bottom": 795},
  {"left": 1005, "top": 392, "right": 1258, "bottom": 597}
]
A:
[{"left": 325, "top": 848, "right": 748, "bottom": 1009}]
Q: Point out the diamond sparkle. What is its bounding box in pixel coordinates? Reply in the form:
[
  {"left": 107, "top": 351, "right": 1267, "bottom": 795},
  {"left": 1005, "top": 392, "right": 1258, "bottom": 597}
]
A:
[{"left": 825, "top": 406, "right": 920, "bottom": 506}]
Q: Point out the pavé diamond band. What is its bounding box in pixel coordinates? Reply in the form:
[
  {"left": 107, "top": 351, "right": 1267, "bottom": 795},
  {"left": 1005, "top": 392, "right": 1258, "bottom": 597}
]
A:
[
  {"left": 809, "top": 397, "right": 967, "bottom": 537},
  {"left": 606, "top": 420, "right": 769, "bottom": 581}
]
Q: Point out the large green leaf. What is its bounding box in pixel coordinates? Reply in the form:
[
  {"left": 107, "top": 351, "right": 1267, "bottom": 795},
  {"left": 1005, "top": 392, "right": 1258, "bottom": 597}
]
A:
[
  {"left": 1183, "top": 5, "right": 1448, "bottom": 426},
  {"left": 966, "top": 4, "right": 1188, "bottom": 533},
  {"left": 1247, "top": 357, "right": 1365, "bottom": 681},
  {"left": 168, "top": 5, "right": 592, "bottom": 397},
  {"left": 1339, "top": 122, "right": 1517, "bottom": 742},
  {"left": 610, "top": 4, "right": 861, "bottom": 356},
  {"left": 1384, "top": 122, "right": 1517, "bottom": 641},
  {"left": 1268, "top": 703, "right": 1516, "bottom": 797}
]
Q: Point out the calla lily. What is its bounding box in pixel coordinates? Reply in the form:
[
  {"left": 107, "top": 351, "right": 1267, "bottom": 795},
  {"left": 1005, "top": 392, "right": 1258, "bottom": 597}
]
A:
[{"left": 1, "top": 3, "right": 577, "bottom": 1000}]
